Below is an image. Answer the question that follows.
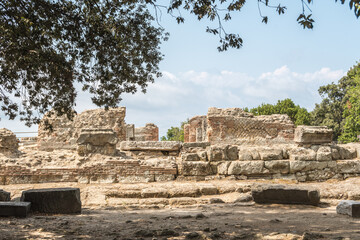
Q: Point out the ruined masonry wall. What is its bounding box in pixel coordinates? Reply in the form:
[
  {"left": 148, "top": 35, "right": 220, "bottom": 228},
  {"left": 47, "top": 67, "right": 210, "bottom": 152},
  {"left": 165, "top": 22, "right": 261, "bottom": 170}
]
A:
[
  {"left": 38, "top": 108, "right": 126, "bottom": 150},
  {"left": 185, "top": 108, "right": 295, "bottom": 144},
  {"left": 134, "top": 123, "right": 159, "bottom": 141}
]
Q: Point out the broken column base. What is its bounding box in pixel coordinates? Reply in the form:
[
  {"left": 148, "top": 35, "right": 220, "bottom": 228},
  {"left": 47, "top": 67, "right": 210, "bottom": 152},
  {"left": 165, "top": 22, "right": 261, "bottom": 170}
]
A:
[
  {"left": 0, "top": 202, "right": 31, "bottom": 217},
  {"left": 336, "top": 200, "right": 360, "bottom": 218}
]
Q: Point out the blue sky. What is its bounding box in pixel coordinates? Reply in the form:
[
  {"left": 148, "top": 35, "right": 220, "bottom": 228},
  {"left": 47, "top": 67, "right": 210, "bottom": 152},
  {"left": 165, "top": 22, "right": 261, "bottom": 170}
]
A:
[{"left": 2, "top": 1, "right": 360, "bottom": 138}]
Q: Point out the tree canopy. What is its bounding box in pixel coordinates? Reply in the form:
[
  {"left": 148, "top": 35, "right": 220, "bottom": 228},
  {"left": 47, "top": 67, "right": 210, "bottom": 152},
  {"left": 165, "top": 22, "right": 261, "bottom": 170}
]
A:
[
  {"left": 0, "top": 0, "right": 359, "bottom": 126},
  {"left": 0, "top": 0, "right": 166, "bottom": 126},
  {"left": 248, "top": 98, "right": 311, "bottom": 126}
]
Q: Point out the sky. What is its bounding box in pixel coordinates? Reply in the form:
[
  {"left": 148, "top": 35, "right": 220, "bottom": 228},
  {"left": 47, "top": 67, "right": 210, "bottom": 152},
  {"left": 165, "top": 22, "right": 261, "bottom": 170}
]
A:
[{"left": 2, "top": 1, "right": 360, "bottom": 138}]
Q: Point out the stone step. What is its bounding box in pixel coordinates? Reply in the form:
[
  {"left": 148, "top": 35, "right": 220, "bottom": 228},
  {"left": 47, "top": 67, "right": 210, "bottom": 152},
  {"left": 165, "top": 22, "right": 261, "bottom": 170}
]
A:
[{"left": 0, "top": 202, "right": 31, "bottom": 217}]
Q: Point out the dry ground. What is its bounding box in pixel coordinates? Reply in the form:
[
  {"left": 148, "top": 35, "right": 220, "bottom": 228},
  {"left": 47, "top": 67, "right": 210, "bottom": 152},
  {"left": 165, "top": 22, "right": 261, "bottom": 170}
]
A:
[{"left": 1, "top": 178, "right": 360, "bottom": 240}]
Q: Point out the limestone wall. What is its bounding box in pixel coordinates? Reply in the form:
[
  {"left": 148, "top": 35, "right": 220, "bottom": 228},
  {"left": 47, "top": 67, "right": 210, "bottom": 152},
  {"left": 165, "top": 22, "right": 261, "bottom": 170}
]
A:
[
  {"left": 0, "top": 128, "right": 18, "bottom": 156},
  {"left": 38, "top": 108, "right": 126, "bottom": 150}
]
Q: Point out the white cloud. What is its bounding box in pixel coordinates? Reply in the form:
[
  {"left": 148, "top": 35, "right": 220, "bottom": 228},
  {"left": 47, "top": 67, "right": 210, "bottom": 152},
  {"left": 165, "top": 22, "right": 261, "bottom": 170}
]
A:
[{"left": 1, "top": 66, "right": 346, "bottom": 138}]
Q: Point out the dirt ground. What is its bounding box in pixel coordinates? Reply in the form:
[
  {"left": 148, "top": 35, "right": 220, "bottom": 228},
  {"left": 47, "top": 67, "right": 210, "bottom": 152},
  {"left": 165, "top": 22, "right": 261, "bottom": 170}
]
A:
[{"left": 1, "top": 178, "right": 360, "bottom": 240}]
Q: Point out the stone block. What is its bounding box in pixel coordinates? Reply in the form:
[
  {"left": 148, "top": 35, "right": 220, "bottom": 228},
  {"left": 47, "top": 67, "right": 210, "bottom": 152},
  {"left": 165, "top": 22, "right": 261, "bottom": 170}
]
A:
[
  {"left": 289, "top": 147, "right": 316, "bottom": 161},
  {"left": 0, "top": 128, "right": 19, "bottom": 155},
  {"left": 21, "top": 188, "right": 81, "bottom": 214},
  {"left": 238, "top": 150, "right": 253, "bottom": 161},
  {"left": 337, "top": 160, "right": 360, "bottom": 174},
  {"left": 0, "top": 202, "right": 31, "bottom": 217},
  {"left": 134, "top": 123, "right": 159, "bottom": 141},
  {"left": 182, "top": 142, "right": 210, "bottom": 149},
  {"left": 217, "top": 162, "right": 231, "bottom": 175},
  {"left": 207, "top": 145, "right": 227, "bottom": 161},
  {"left": 316, "top": 146, "right": 332, "bottom": 161},
  {"left": 226, "top": 145, "right": 239, "bottom": 160},
  {"left": 0, "top": 189, "right": 10, "bottom": 201},
  {"left": 181, "top": 153, "right": 199, "bottom": 161},
  {"left": 120, "top": 141, "right": 181, "bottom": 151},
  {"left": 338, "top": 145, "right": 357, "bottom": 160},
  {"left": 77, "top": 129, "right": 118, "bottom": 146},
  {"left": 228, "top": 161, "right": 265, "bottom": 175},
  {"left": 294, "top": 126, "right": 332, "bottom": 144},
  {"left": 336, "top": 200, "right": 360, "bottom": 217},
  {"left": 180, "top": 161, "right": 213, "bottom": 176},
  {"left": 259, "top": 149, "right": 283, "bottom": 160},
  {"left": 264, "top": 160, "right": 290, "bottom": 174},
  {"left": 251, "top": 184, "right": 320, "bottom": 206},
  {"left": 289, "top": 160, "right": 336, "bottom": 173}
]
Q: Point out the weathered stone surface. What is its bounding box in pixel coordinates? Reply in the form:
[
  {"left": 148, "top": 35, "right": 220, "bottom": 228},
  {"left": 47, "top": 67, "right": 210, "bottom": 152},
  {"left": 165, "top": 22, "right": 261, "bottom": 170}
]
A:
[
  {"left": 264, "top": 160, "right": 290, "bottom": 174},
  {"left": 21, "top": 188, "right": 81, "bottom": 214},
  {"left": 338, "top": 145, "right": 357, "bottom": 160},
  {"left": 217, "top": 162, "right": 231, "bottom": 175},
  {"left": 207, "top": 145, "right": 227, "bottom": 161},
  {"left": 228, "top": 161, "right": 265, "bottom": 175},
  {"left": 289, "top": 161, "right": 336, "bottom": 173},
  {"left": 181, "top": 153, "right": 200, "bottom": 161},
  {"left": 207, "top": 108, "right": 295, "bottom": 144},
  {"left": 182, "top": 142, "right": 211, "bottom": 149},
  {"left": 38, "top": 108, "right": 127, "bottom": 150},
  {"left": 0, "top": 189, "right": 10, "bottom": 201},
  {"left": 316, "top": 146, "right": 332, "bottom": 161},
  {"left": 252, "top": 184, "right": 320, "bottom": 206},
  {"left": 337, "top": 160, "right": 360, "bottom": 174},
  {"left": 289, "top": 148, "right": 316, "bottom": 161},
  {"left": 120, "top": 141, "right": 181, "bottom": 151},
  {"left": 0, "top": 202, "right": 31, "bottom": 217},
  {"left": 227, "top": 145, "right": 239, "bottom": 160},
  {"left": 294, "top": 126, "right": 333, "bottom": 144},
  {"left": 259, "top": 148, "right": 283, "bottom": 160},
  {"left": 77, "top": 129, "right": 118, "bottom": 146},
  {"left": 0, "top": 128, "right": 18, "bottom": 155},
  {"left": 180, "top": 161, "right": 213, "bottom": 176},
  {"left": 238, "top": 150, "right": 253, "bottom": 161},
  {"left": 134, "top": 123, "right": 159, "bottom": 141},
  {"left": 185, "top": 115, "right": 207, "bottom": 143},
  {"left": 336, "top": 200, "right": 360, "bottom": 217},
  {"left": 77, "top": 129, "right": 118, "bottom": 156}
]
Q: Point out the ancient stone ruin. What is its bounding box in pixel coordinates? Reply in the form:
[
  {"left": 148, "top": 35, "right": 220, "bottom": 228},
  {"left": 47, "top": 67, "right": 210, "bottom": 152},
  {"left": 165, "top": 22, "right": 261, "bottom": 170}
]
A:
[{"left": 0, "top": 107, "right": 359, "bottom": 185}]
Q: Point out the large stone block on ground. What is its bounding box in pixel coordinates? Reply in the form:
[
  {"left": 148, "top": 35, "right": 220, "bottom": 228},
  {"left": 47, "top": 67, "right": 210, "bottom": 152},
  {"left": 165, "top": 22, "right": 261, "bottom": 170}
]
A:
[
  {"left": 336, "top": 200, "right": 360, "bottom": 217},
  {"left": 294, "top": 126, "right": 333, "bottom": 144},
  {"left": 337, "top": 160, "right": 360, "bottom": 174},
  {"left": 0, "top": 189, "right": 10, "bottom": 201},
  {"left": 0, "top": 202, "right": 31, "bottom": 217},
  {"left": 21, "top": 188, "right": 81, "bottom": 214},
  {"left": 251, "top": 184, "right": 320, "bottom": 206},
  {"left": 120, "top": 141, "right": 181, "bottom": 151}
]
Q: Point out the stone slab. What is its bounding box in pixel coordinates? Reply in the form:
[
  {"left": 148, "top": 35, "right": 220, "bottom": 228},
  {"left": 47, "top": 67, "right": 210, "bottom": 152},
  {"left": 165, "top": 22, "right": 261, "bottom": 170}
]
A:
[
  {"left": 0, "top": 189, "right": 10, "bottom": 201},
  {"left": 0, "top": 202, "right": 31, "bottom": 217},
  {"left": 21, "top": 188, "right": 81, "bottom": 214},
  {"left": 251, "top": 184, "right": 320, "bottom": 206},
  {"left": 77, "top": 129, "right": 118, "bottom": 145},
  {"left": 294, "top": 126, "right": 333, "bottom": 144},
  {"left": 336, "top": 200, "right": 360, "bottom": 218},
  {"left": 120, "top": 141, "right": 181, "bottom": 151}
]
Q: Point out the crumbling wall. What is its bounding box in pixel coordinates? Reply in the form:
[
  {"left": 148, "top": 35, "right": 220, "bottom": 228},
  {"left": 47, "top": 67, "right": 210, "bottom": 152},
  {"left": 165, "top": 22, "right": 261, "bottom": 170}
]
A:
[
  {"left": 134, "top": 123, "right": 159, "bottom": 141},
  {"left": 185, "top": 107, "right": 295, "bottom": 144},
  {"left": 0, "top": 128, "right": 18, "bottom": 156},
  {"left": 38, "top": 108, "right": 126, "bottom": 150}
]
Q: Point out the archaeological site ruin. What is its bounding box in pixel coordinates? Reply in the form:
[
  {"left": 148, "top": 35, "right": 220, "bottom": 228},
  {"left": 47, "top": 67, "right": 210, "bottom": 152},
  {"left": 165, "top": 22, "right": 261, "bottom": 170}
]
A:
[{"left": 1, "top": 106, "right": 359, "bottom": 185}]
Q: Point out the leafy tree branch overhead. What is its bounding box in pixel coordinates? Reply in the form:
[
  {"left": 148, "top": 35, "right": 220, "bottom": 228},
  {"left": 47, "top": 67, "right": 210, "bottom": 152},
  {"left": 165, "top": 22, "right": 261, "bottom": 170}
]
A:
[{"left": 0, "top": 0, "right": 359, "bottom": 126}]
